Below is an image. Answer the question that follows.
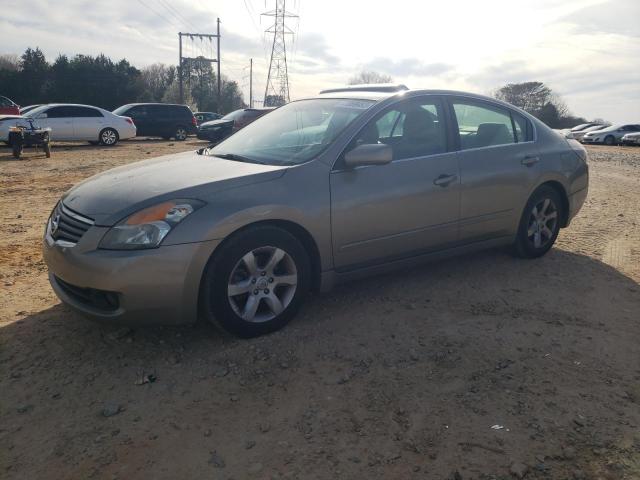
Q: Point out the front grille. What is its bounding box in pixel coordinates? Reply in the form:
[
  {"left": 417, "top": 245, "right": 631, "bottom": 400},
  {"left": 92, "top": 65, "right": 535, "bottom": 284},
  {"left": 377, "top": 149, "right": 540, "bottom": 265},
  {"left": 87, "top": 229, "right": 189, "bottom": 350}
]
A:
[
  {"left": 54, "top": 276, "right": 120, "bottom": 312},
  {"left": 50, "top": 202, "right": 94, "bottom": 245}
]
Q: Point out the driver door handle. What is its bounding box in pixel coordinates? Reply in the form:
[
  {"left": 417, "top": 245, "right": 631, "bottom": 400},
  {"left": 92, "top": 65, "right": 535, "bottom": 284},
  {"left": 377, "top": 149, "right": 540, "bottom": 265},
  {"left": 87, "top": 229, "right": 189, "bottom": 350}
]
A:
[{"left": 433, "top": 174, "right": 458, "bottom": 187}]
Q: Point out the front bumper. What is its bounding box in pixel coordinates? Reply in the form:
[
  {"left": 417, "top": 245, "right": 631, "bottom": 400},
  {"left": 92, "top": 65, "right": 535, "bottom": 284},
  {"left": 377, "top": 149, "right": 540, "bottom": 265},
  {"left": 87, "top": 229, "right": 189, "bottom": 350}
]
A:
[{"left": 43, "top": 227, "right": 220, "bottom": 326}]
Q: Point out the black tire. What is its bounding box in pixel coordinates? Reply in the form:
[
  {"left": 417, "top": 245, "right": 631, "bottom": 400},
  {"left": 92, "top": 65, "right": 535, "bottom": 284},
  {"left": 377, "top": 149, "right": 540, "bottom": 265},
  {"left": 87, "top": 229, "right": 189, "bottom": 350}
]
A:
[
  {"left": 12, "top": 144, "right": 22, "bottom": 159},
  {"left": 174, "top": 126, "right": 188, "bottom": 141},
  {"left": 201, "top": 225, "right": 311, "bottom": 338},
  {"left": 604, "top": 135, "right": 615, "bottom": 146},
  {"left": 514, "top": 185, "right": 563, "bottom": 258},
  {"left": 99, "top": 128, "right": 119, "bottom": 146}
]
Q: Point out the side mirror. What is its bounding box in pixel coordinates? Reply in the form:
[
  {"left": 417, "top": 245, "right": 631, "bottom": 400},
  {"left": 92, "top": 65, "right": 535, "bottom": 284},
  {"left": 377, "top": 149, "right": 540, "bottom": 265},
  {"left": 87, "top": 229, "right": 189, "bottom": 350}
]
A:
[{"left": 344, "top": 143, "right": 392, "bottom": 168}]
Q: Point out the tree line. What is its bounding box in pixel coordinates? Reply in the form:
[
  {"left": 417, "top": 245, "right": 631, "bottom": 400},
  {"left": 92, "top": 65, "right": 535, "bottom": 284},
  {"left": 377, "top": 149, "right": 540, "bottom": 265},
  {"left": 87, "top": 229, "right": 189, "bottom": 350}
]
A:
[{"left": 0, "top": 48, "right": 245, "bottom": 114}]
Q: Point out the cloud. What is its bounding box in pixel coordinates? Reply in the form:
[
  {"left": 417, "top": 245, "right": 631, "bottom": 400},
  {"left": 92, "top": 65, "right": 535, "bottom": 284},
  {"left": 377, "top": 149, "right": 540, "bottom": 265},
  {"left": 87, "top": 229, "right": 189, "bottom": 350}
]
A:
[{"left": 362, "top": 58, "right": 455, "bottom": 78}]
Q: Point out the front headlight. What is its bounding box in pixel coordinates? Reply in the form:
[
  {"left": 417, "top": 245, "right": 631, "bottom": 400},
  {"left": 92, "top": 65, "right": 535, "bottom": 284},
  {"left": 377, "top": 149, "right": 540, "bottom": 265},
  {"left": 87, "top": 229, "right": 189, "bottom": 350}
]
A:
[{"left": 99, "top": 199, "right": 204, "bottom": 250}]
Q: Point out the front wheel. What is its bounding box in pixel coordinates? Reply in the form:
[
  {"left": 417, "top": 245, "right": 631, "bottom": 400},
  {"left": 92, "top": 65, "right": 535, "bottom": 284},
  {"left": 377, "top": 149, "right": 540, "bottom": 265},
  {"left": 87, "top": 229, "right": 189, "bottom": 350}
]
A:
[
  {"left": 201, "top": 226, "right": 311, "bottom": 337},
  {"left": 514, "top": 186, "right": 563, "bottom": 258},
  {"left": 604, "top": 135, "right": 615, "bottom": 146},
  {"left": 174, "top": 126, "right": 188, "bottom": 141},
  {"left": 99, "top": 128, "right": 119, "bottom": 146}
]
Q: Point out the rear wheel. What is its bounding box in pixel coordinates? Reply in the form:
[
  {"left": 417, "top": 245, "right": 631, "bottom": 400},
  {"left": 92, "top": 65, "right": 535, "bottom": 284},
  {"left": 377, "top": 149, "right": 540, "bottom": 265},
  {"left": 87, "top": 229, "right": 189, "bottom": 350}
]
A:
[
  {"left": 99, "top": 128, "right": 119, "bottom": 146},
  {"left": 514, "top": 186, "right": 563, "bottom": 258},
  {"left": 174, "top": 126, "right": 188, "bottom": 141},
  {"left": 201, "top": 225, "right": 311, "bottom": 337}
]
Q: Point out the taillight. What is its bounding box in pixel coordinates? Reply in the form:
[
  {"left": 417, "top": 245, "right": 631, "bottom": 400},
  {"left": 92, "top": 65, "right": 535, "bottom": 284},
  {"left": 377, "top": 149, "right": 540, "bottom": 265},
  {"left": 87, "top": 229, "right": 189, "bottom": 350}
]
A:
[
  {"left": 125, "top": 117, "right": 134, "bottom": 125},
  {"left": 191, "top": 116, "right": 197, "bottom": 126}
]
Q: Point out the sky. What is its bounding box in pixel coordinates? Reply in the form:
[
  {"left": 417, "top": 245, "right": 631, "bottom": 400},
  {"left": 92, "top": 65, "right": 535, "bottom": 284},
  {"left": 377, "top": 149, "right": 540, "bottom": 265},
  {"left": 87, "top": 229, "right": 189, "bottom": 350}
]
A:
[{"left": 1, "top": 0, "right": 639, "bottom": 123}]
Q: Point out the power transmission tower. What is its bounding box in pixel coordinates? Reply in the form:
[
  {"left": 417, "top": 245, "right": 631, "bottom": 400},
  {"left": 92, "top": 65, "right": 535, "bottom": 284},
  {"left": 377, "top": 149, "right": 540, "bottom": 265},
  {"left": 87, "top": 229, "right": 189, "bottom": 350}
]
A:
[
  {"left": 178, "top": 19, "right": 221, "bottom": 105},
  {"left": 262, "top": 0, "right": 297, "bottom": 107}
]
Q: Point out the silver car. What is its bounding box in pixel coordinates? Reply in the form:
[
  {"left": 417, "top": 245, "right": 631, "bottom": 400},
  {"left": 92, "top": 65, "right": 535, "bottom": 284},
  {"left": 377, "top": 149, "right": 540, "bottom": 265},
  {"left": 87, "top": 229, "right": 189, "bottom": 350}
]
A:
[
  {"left": 572, "top": 124, "right": 606, "bottom": 142},
  {"left": 43, "top": 86, "right": 589, "bottom": 337},
  {"left": 582, "top": 123, "right": 640, "bottom": 145}
]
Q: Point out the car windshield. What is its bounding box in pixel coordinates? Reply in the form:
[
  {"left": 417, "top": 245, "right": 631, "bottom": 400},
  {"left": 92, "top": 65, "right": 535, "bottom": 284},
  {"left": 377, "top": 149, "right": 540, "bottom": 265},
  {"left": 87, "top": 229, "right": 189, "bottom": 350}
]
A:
[
  {"left": 112, "top": 105, "right": 132, "bottom": 115},
  {"left": 24, "top": 105, "right": 49, "bottom": 118},
  {"left": 208, "top": 98, "right": 375, "bottom": 165}
]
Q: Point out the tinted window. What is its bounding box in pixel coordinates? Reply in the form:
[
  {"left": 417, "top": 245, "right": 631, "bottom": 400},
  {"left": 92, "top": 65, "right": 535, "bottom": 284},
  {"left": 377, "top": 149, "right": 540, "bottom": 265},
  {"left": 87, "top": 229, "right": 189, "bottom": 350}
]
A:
[
  {"left": 169, "top": 105, "right": 191, "bottom": 117},
  {"left": 127, "top": 105, "right": 148, "bottom": 117},
  {"left": 46, "top": 106, "right": 74, "bottom": 118},
  {"left": 0, "top": 96, "right": 13, "bottom": 107},
  {"left": 67, "top": 106, "right": 103, "bottom": 117},
  {"left": 453, "top": 101, "right": 516, "bottom": 149},
  {"left": 352, "top": 97, "right": 447, "bottom": 161}
]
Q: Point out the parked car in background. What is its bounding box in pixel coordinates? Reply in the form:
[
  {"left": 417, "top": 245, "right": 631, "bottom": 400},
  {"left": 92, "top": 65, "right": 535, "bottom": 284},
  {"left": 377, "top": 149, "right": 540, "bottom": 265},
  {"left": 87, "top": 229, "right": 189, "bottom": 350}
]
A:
[
  {"left": 572, "top": 124, "right": 606, "bottom": 142},
  {"left": 194, "top": 111, "right": 222, "bottom": 125},
  {"left": 19, "top": 104, "right": 42, "bottom": 115},
  {"left": 0, "top": 95, "right": 20, "bottom": 115},
  {"left": 197, "top": 108, "right": 273, "bottom": 143},
  {"left": 582, "top": 124, "right": 640, "bottom": 145},
  {"left": 43, "top": 86, "right": 588, "bottom": 338},
  {"left": 24, "top": 104, "right": 136, "bottom": 145},
  {"left": 570, "top": 122, "right": 601, "bottom": 132},
  {"left": 621, "top": 132, "right": 640, "bottom": 146},
  {"left": 113, "top": 103, "right": 197, "bottom": 141}
]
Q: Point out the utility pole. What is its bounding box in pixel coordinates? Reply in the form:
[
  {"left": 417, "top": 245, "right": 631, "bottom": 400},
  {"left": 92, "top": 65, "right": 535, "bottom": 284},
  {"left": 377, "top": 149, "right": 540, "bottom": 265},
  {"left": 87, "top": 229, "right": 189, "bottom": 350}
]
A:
[
  {"left": 178, "top": 23, "right": 221, "bottom": 105},
  {"left": 249, "top": 58, "right": 253, "bottom": 108},
  {"left": 217, "top": 18, "right": 221, "bottom": 101},
  {"left": 262, "top": 0, "right": 297, "bottom": 107}
]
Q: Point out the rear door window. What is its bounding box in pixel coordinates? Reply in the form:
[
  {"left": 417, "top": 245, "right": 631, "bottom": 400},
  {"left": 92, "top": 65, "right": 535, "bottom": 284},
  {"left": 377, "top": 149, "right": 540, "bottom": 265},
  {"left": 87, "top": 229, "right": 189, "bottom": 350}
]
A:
[
  {"left": 452, "top": 101, "right": 516, "bottom": 149},
  {"left": 512, "top": 112, "right": 533, "bottom": 142}
]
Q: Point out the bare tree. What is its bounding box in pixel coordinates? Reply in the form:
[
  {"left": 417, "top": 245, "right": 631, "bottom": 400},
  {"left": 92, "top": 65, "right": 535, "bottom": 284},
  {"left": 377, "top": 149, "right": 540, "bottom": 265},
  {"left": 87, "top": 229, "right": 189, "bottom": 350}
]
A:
[
  {"left": 493, "top": 81, "right": 581, "bottom": 128},
  {"left": 0, "top": 54, "right": 21, "bottom": 71},
  {"left": 348, "top": 70, "right": 393, "bottom": 85}
]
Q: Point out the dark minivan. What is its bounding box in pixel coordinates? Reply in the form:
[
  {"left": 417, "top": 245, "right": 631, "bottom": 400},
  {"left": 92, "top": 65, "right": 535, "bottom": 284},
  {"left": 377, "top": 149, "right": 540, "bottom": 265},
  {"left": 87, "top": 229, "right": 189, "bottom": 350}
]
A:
[{"left": 113, "top": 103, "right": 197, "bottom": 141}]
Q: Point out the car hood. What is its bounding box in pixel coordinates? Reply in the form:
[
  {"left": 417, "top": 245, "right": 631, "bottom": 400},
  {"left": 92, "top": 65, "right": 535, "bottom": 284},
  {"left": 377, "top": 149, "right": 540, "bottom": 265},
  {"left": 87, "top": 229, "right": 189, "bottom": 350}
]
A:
[
  {"left": 200, "top": 119, "right": 233, "bottom": 129},
  {"left": 62, "top": 150, "right": 287, "bottom": 226}
]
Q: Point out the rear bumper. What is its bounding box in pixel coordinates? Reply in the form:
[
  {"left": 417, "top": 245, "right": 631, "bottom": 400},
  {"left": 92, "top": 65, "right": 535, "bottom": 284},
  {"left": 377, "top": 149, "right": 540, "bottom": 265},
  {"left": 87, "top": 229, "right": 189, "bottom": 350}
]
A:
[
  {"left": 568, "top": 186, "right": 588, "bottom": 223},
  {"left": 43, "top": 230, "right": 220, "bottom": 326}
]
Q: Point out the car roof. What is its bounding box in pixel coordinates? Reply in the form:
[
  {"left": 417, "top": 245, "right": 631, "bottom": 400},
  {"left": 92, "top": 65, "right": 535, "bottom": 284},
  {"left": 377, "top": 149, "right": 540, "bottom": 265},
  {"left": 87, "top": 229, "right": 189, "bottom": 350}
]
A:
[
  {"left": 313, "top": 88, "right": 525, "bottom": 108},
  {"left": 121, "top": 103, "right": 189, "bottom": 107}
]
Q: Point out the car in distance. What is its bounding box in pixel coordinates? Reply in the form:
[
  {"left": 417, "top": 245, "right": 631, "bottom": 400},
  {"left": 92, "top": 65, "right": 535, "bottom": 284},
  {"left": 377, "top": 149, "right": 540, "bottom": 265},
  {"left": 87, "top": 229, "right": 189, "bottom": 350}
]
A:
[
  {"left": 197, "top": 108, "right": 273, "bottom": 143},
  {"left": 19, "top": 104, "right": 43, "bottom": 115},
  {"left": 22, "top": 104, "right": 135, "bottom": 145},
  {"left": 621, "top": 132, "right": 640, "bottom": 146},
  {"left": 0, "top": 95, "right": 20, "bottom": 115},
  {"left": 582, "top": 124, "right": 640, "bottom": 145},
  {"left": 572, "top": 124, "right": 606, "bottom": 142},
  {"left": 43, "top": 86, "right": 589, "bottom": 338},
  {"left": 570, "top": 122, "right": 601, "bottom": 132},
  {"left": 194, "top": 111, "right": 222, "bottom": 125},
  {"left": 113, "top": 103, "right": 197, "bottom": 141}
]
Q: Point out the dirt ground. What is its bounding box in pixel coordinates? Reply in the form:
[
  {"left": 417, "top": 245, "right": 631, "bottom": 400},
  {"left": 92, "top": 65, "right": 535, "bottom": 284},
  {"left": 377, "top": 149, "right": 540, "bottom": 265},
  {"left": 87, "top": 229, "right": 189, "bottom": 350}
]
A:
[{"left": 1, "top": 139, "right": 639, "bottom": 480}]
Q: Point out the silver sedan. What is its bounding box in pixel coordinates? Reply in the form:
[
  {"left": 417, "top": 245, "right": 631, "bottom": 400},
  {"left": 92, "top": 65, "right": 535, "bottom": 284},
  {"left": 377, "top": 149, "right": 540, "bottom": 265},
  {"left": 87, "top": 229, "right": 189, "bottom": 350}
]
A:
[{"left": 43, "top": 87, "right": 589, "bottom": 337}]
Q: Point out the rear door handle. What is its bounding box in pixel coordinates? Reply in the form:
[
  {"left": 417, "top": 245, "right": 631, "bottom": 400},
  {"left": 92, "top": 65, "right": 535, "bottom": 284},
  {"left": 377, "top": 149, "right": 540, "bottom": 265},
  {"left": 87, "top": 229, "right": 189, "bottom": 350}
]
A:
[
  {"left": 521, "top": 155, "right": 540, "bottom": 167},
  {"left": 433, "top": 174, "right": 458, "bottom": 187}
]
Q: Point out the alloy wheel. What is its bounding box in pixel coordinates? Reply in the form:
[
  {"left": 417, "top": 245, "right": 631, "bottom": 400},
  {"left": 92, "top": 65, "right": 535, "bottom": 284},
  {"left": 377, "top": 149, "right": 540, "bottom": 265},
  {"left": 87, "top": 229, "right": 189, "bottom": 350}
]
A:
[
  {"left": 227, "top": 246, "right": 298, "bottom": 323},
  {"left": 527, "top": 198, "right": 558, "bottom": 249},
  {"left": 176, "top": 128, "right": 187, "bottom": 141},
  {"left": 101, "top": 129, "right": 117, "bottom": 145}
]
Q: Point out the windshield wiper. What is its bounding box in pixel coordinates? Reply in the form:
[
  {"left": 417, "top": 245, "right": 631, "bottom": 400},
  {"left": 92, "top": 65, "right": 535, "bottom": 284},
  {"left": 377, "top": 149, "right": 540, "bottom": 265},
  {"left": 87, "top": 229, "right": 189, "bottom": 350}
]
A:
[{"left": 213, "top": 153, "right": 265, "bottom": 164}]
